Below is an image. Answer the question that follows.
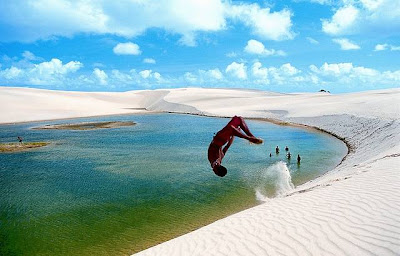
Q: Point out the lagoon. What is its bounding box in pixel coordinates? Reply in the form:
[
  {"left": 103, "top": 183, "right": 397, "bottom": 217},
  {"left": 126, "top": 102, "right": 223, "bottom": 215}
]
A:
[{"left": 0, "top": 114, "right": 347, "bottom": 255}]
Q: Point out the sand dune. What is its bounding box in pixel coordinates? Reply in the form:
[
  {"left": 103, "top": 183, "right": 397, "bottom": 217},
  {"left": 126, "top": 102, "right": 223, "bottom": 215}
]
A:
[{"left": 1, "top": 87, "right": 399, "bottom": 255}]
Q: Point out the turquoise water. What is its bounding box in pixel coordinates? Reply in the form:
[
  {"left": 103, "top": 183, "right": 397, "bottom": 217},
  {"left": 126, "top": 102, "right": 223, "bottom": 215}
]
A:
[{"left": 0, "top": 114, "right": 347, "bottom": 255}]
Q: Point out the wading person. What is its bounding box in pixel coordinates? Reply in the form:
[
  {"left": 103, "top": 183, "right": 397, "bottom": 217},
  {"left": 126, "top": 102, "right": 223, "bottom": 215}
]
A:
[{"left": 208, "top": 116, "right": 263, "bottom": 177}]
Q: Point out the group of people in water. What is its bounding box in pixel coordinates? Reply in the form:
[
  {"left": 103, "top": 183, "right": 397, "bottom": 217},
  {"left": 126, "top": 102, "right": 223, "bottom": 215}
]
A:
[
  {"left": 271, "top": 145, "right": 301, "bottom": 164},
  {"left": 208, "top": 116, "right": 302, "bottom": 177}
]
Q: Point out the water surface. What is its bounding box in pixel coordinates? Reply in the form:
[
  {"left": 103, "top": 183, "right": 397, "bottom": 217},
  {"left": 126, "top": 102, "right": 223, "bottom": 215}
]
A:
[{"left": 0, "top": 114, "right": 347, "bottom": 255}]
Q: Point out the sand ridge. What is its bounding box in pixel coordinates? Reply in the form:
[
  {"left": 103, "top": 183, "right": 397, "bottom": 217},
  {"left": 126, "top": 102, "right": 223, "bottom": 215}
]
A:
[{"left": 1, "top": 87, "right": 399, "bottom": 255}]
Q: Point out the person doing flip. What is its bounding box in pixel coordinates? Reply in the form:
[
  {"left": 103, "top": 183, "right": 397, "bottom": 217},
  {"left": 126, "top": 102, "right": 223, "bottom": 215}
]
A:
[{"left": 208, "top": 116, "right": 263, "bottom": 177}]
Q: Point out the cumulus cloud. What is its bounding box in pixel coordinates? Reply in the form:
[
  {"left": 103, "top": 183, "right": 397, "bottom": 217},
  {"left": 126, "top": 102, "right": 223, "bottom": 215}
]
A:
[
  {"left": 251, "top": 62, "right": 301, "bottom": 84},
  {"left": 139, "top": 70, "right": 162, "bottom": 81},
  {"left": 322, "top": 0, "right": 400, "bottom": 36},
  {"left": 244, "top": 39, "right": 286, "bottom": 56},
  {"left": 322, "top": 5, "right": 359, "bottom": 35},
  {"left": 1, "top": 66, "right": 23, "bottom": 79},
  {"left": 143, "top": 58, "right": 156, "bottom": 64},
  {"left": 309, "top": 62, "right": 382, "bottom": 84},
  {"left": 93, "top": 68, "right": 108, "bottom": 85},
  {"left": 228, "top": 3, "right": 294, "bottom": 41},
  {"left": 206, "top": 68, "right": 223, "bottom": 80},
  {"left": 183, "top": 68, "right": 224, "bottom": 84},
  {"left": 1, "top": 58, "right": 400, "bottom": 92},
  {"left": 0, "top": 1, "right": 295, "bottom": 45},
  {"left": 226, "top": 62, "right": 247, "bottom": 79},
  {"left": 113, "top": 42, "right": 141, "bottom": 55},
  {"left": 0, "top": 58, "right": 82, "bottom": 86},
  {"left": 332, "top": 38, "right": 360, "bottom": 50}
]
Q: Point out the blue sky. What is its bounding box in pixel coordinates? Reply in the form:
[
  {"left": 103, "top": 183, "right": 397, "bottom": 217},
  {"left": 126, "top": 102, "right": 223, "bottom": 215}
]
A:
[{"left": 0, "top": 0, "right": 399, "bottom": 93}]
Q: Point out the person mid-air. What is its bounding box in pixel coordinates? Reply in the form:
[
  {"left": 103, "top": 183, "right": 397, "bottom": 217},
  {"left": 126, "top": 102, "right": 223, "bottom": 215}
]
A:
[{"left": 208, "top": 116, "right": 263, "bottom": 177}]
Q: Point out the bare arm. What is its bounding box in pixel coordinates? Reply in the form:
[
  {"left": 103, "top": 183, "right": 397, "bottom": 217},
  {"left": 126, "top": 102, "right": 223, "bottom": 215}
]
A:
[{"left": 223, "top": 136, "right": 234, "bottom": 154}]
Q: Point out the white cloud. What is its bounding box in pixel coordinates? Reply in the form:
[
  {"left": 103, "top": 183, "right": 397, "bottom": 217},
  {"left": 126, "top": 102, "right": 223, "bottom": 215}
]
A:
[
  {"left": 1, "top": 66, "right": 22, "bottom": 79},
  {"left": 0, "top": 0, "right": 108, "bottom": 42},
  {"left": 322, "top": 0, "right": 400, "bottom": 36},
  {"left": 153, "top": 72, "right": 161, "bottom": 81},
  {"left": 139, "top": 70, "right": 152, "bottom": 79},
  {"left": 0, "top": 58, "right": 83, "bottom": 86},
  {"left": 228, "top": 4, "right": 294, "bottom": 41},
  {"left": 374, "top": 43, "right": 400, "bottom": 51},
  {"left": 0, "top": 1, "right": 295, "bottom": 44},
  {"left": 251, "top": 62, "right": 301, "bottom": 84},
  {"left": 306, "top": 37, "right": 319, "bottom": 44},
  {"left": 226, "top": 62, "right": 247, "bottom": 79},
  {"left": 32, "top": 58, "right": 82, "bottom": 77},
  {"left": 143, "top": 58, "right": 156, "bottom": 64},
  {"left": 252, "top": 62, "right": 269, "bottom": 80},
  {"left": 200, "top": 68, "right": 224, "bottom": 80},
  {"left": 375, "top": 43, "right": 389, "bottom": 51},
  {"left": 310, "top": 62, "right": 379, "bottom": 77},
  {"left": 244, "top": 39, "right": 286, "bottom": 56},
  {"left": 178, "top": 33, "right": 197, "bottom": 47},
  {"left": 1, "top": 58, "right": 399, "bottom": 92},
  {"left": 183, "top": 68, "right": 224, "bottom": 84},
  {"left": 113, "top": 42, "right": 141, "bottom": 55},
  {"left": 184, "top": 72, "right": 197, "bottom": 83},
  {"left": 360, "top": 0, "right": 385, "bottom": 11},
  {"left": 207, "top": 68, "right": 223, "bottom": 80},
  {"left": 333, "top": 38, "right": 360, "bottom": 50},
  {"left": 93, "top": 68, "right": 108, "bottom": 85},
  {"left": 322, "top": 5, "right": 360, "bottom": 35},
  {"left": 139, "top": 70, "right": 162, "bottom": 81},
  {"left": 281, "top": 63, "right": 300, "bottom": 75},
  {"left": 391, "top": 45, "right": 400, "bottom": 51}
]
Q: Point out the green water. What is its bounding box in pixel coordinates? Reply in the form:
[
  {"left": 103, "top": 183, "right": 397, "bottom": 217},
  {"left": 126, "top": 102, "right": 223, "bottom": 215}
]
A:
[{"left": 0, "top": 114, "right": 347, "bottom": 255}]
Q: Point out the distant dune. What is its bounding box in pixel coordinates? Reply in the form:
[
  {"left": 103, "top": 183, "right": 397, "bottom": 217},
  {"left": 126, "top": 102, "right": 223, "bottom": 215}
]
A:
[{"left": 1, "top": 86, "right": 399, "bottom": 256}]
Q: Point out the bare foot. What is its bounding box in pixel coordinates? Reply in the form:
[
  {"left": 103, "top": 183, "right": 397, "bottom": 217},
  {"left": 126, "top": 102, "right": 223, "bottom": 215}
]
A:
[{"left": 250, "top": 137, "right": 263, "bottom": 144}]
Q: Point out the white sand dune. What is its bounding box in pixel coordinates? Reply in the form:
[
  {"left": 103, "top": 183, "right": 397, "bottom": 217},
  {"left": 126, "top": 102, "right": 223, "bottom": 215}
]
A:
[{"left": 1, "top": 86, "right": 399, "bottom": 255}]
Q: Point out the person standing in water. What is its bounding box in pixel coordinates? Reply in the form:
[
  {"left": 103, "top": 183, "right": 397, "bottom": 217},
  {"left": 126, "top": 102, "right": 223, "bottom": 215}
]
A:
[
  {"left": 208, "top": 116, "right": 263, "bottom": 177},
  {"left": 276, "top": 146, "right": 280, "bottom": 154},
  {"left": 297, "top": 154, "right": 301, "bottom": 164},
  {"left": 285, "top": 146, "right": 289, "bottom": 151},
  {"left": 287, "top": 152, "right": 291, "bottom": 159}
]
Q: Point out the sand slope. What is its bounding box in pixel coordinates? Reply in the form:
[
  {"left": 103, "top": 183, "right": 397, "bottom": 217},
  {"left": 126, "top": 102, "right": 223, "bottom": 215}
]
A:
[{"left": 1, "top": 87, "right": 399, "bottom": 255}]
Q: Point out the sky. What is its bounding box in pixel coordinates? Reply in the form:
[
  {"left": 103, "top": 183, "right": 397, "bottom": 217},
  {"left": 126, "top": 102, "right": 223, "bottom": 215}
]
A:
[{"left": 0, "top": 0, "right": 399, "bottom": 93}]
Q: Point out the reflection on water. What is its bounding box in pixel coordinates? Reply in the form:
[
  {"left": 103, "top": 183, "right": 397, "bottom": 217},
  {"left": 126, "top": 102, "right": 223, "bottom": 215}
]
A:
[{"left": 0, "top": 114, "right": 347, "bottom": 255}]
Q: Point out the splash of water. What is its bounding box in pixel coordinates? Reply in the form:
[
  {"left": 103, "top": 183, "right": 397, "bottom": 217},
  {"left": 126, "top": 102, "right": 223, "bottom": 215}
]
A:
[{"left": 255, "top": 161, "right": 294, "bottom": 201}]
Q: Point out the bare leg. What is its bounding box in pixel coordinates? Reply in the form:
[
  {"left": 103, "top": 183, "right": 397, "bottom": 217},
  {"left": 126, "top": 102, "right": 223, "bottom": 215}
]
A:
[
  {"left": 230, "top": 125, "right": 261, "bottom": 144},
  {"left": 230, "top": 116, "right": 255, "bottom": 137}
]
